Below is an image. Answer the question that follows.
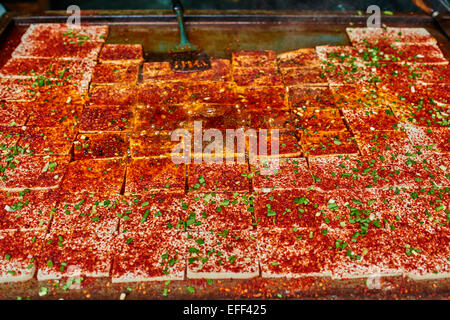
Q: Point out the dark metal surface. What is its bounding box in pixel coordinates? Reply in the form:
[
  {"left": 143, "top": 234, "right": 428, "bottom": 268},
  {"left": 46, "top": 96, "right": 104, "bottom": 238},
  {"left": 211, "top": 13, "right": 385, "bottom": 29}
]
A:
[{"left": 0, "top": 10, "right": 449, "bottom": 299}]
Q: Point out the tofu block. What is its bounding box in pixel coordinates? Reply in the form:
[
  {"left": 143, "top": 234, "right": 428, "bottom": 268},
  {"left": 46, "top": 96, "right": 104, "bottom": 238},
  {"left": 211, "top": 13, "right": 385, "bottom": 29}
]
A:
[
  {"left": 0, "top": 230, "right": 41, "bottom": 283},
  {"left": 79, "top": 105, "right": 133, "bottom": 133},
  {"left": 26, "top": 103, "right": 83, "bottom": 128},
  {"left": 91, "top": 63, "right": 139, "bottom": 85},
  {"left": 258, "top": 227, "right": 334, "bottom": 278},
  {"left": 111, "top": 230, "right": 187, "bottom": 282},
  {"left": 60, "top": 158, "right": 126, "bottom": 195},
  {"left": 52, "top": 192, "right": 124, "bottom": 234},
  {"left": 301, "top": 130, "right": 359, "bottom": 157},
  {"left": 125, "top": 158, "right": 186, "bottom": 195},
  {"left": 0, "top": 101, "right": 30, "bottom": 126},
  {"left": 254, "top": 190, "right": 326, "bottom": 229},
  {"left": 251, "top": 158, "right": 313, "bottom": 192},
  {"left": 187, "top": 162, "right": 250, "bottom": 193},
  {"left": 0, "top": 155, "right": 70, "bottom": 191},
  {"left": 98, "top": 44, "right": 144, "bottom": 64},
  {"left": 342, "top": 107, "right": 399, "bottom": 132},
  {"left": 37, "top": 229, "right": 114, "bottom": 280},
  {"left": 188, "top": 192, "right": 254, "bottom": 232},
  {"left": 232, "top": 50, "right": 277, "bottom": 68},
  {"left": 118, "top": 193, "right": 189, "bottom": 233},
  {"left": 21, "top": 23, "right": 108, "bottom": 43},
  {"left": 0, "top": 189, "right": 58, "bottom": 232},
  {"left": 88, "top": 84, "right": 137, "bottom": 105},
  {"left": 74, "top": 132, "right": 129, "bottom": 160},
  {"left": 19, "top": 126, "right": 76, "bottom": 156},
  {"left": 187, "top": 229, "right": 259, "bottom": 279},
  {"left": 277, "top": 48, "right": 321, "bottom": 69},
  {"left": 130, "top": 131, "right": 187, "bottom": 159}
]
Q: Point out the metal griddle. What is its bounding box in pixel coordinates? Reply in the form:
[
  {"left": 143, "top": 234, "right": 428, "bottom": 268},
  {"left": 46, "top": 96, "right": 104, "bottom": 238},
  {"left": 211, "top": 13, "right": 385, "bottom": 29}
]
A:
[{"left": 0, "top": 10, "right": 449, "bottom": 300}]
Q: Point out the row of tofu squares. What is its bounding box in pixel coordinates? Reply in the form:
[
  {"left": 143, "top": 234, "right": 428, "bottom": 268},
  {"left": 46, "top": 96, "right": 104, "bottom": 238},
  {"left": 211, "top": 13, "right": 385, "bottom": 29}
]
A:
[
  {"left": 2, "top": 24, "right": 449, "bottom": 88},
  {"left": 1, "top": 80, "right": 449, "bottom": 131},
  {"left": 0, "top": 150, "right": 447, "bottom": 194},
  {"left": 9, "top": 24, "right": 447, "bottom": 64},
  {"left": 0, "top": 181, "right": 447, "bottom": 234},
  {"left": 0, "top": 105, "right": 448, "bottom": 159},
  {"left": 0, "top": 185, "right": 448, "bottom": 282},
  {"left": 2, "top": 47, "right": 449, "bottom": 89}
]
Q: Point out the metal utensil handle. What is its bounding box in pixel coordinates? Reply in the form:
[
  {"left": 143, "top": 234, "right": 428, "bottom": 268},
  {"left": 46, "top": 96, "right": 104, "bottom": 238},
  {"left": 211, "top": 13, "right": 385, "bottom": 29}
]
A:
[{"left": 172, "top": 0, "right": 190, "bottom": 47}]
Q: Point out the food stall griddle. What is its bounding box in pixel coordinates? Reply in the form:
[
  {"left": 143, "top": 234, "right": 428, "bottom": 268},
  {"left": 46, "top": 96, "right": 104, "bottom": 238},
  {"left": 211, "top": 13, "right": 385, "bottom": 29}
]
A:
[{"left": 0, "top": 10, "right": 448, "bottom": 300}]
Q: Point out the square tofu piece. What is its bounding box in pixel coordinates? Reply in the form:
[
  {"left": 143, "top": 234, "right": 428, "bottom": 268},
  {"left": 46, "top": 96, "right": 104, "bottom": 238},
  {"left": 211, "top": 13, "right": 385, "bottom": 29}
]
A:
[
  {"left": 26, "top": 103, "right": 83, "bottom": 128},
  {"left": 88, "top": 84, "right": 137, "bottom": 105},
  {"left": 301, "top": 130, "right": 359, "bottom": 157},
  {"left": 392, "top": 154, "right": 450, "bottom": 189},
  {"left": 60, "top": 159, "right": 126, "bottom": 195},
  {"left": 331, "top": 85, "right": 387, "bottom": 109},
  {"left": 119, "top": 193, "right": 190, "bottom": 233},
  {"left": 52, "top": 192, "right": 123, "bottom": 234},
  {"left": 91, "top": 63, "right": 139, "bottom": 85},
  {"left": 236, "top": 86, "right": 287, "bottom": 110},
  {"left": 143, "top": 59, "right": 231, "bottom": 82},
  {"left": 74, "top": 132, "right": 128, "bottom": 160},
  {"left": 188, "top": 192, "right": 254, "bottom": 232},
  {"left": 371, "top": 188, "right": 449, "bottom": 234},
  {"left": 292, "top": 107, "right": 346, "bottom": 133},
  {"left": 134, "top": 104, "right": 189, "bottom": 132},
  {"left": 355, "top": 130, "right": 415, "bottom": 158},
  {"left": 254, "top": 190, "right": 326, "bottom": 229},
  {"left": 377, "top": 43, "right": 447, "bottom": 65},
  {"left": 125, "top": 158, "right": 186, "bottom": 195},
  {"left": 0, "top": 230, "right": 41, "bottom": 283},
  {"left": 12, "top": 40, "right": 103, "bottom": 61},
  {"left": 258, "top": 227, "right": 334, "bottom": 278},
  {"left": 329, "top": 228, "right": 407, "bottom": 279},
  {"left": 405, "top": 126, "right": 449, "bottom": 154},
  {"left": 249, "top": 108, "right": 294, "bottom": 130},
  {"left": 0, "top": 155, "right": 70, "bottom": 191},
  {"left": 111, "top": 230, "right": 187, "bottom": 282},
  {"left": 346, "top": 27, "right": 437, "bottom": 46},
  {"left": 376, "top": 63, "right": 449, "bottom": 87},
  {"left": 0, "top": 189, "right": 58, "bottom": 232},
  {"left": 277, "top": 48, "right": 321, "bottom": 69},
  {"left": 247, "top": 130, "right": 303, "bottom": 159},
  {"left": 99, "top": 44, "right": 144, "bottom": 64},
  {"left": 33, "top": 83, "right": 85, "bottom": 104},
  {"left": 0, "top": 58, "right": 96, "bottom": 87},
  {"left": 308, "top": 155, "right": 391, "bottom": 191},
  {"left": 19, "top": 126, "right": 76, "bottom": 156},
  {"left": 342, "top": 107, "right": 399, "bottom": 133},
  {"left": 21, "top": 23, "right": 108, "bottom": 43},
  {"left": 288, "top": 86, "right": 336, "bottom": 110},
  {"left": 188, "top": 162, "right": 250, "bottom": 193},
  {"left": 0, "top": 126, "right": 23, "bottom": 149},
  {"left": 232, "top": 50, "right": 277, "bottom": 68},
  {"left": 37, "top": 229, "right": 114, "bottom": 281},
  {"left": 316, "top": 46, "right": 369, "bottom": 86},
  {"left": 0, "top": 78, "right": 36, "bottom": 102},
  {"left": 280, "top": 67, "right": 328, "bottom": 87},
  {"left": 186, "top": 229, "right": 259, "bottom": 279},
  {"left": 79, "top": 105, "right": 133, "bottom": 133},
  {"left": 130, "top": 131, "right": 187, "bottom": 159},
  {"left": 251, "top": 158, "right": 313, "bottom": 192},
  {"left": 0, "top": 101, "right": 30, "bottom": 126},
  {"left": 233, "top": 67, "right": 283, "bottom": 87}
]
